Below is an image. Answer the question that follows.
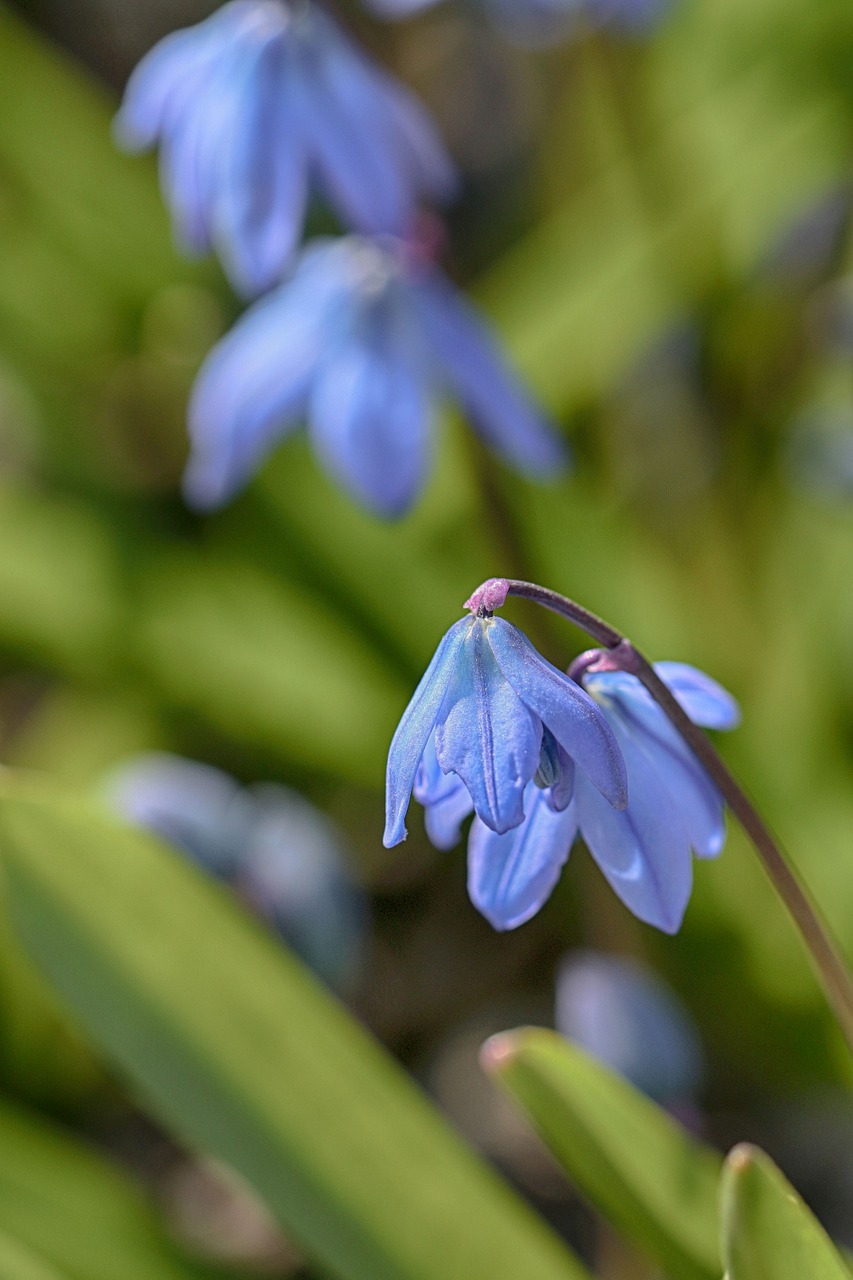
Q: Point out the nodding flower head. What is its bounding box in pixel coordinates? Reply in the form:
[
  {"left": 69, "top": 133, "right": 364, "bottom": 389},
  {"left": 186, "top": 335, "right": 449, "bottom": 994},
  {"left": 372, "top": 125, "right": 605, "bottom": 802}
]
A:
[
  {"left": 383, "top": 600, "right": 627, "bottom": 849},
  {"left": 184, "top": 235, "right": 569, "bottom": 517},
  {"left": 115, "top": 0, "right": 455, "bottom": 295},
  {"left": 467, "top": 657, "right": 740, "bottom": 934}
]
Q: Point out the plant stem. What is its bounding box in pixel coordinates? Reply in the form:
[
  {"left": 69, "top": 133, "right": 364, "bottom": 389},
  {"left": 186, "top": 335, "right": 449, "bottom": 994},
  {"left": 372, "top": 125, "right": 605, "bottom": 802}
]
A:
[{"left": 503, "top": 578, "right": 853, "bottom": 1051}]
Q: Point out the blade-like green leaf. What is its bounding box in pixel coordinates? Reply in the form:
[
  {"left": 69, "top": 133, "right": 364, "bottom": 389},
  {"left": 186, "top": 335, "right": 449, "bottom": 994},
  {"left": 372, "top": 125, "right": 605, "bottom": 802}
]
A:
[
  {"left": 721, "top": 1144, "right": 852, "bottom": 1279},
  {"left": 0, "top": 1229, "right": 69, "bottom": 1280},
  {"left": 0, "top": 1092, "right": 218, "bottom": 1280},
  {"left": 0, "top": 778, "right": 590, "bottom": 1280},
  {"left": 482, "top": 1028, "right": 721, "bottom": 1280}
]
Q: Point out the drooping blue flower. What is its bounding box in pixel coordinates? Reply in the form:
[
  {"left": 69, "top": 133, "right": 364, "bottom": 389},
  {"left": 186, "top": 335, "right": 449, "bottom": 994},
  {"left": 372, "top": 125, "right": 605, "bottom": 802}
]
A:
[
  {"left": 105, "top": 754, "right": 365, "bottom": 989},
  {"left": 184, "top": 234, "right": 569, "bottom": 516},
  {"left": 466, "top": 658, "right": 739, "bottom": 933},
  {"left": 384, "top": 595, "right": 628, "bottom": 848},
  {"left": 364, "top": 0, "right": 669, "bottom": 44},
  {"left": 115, "top": 1, "right": 455, "bottom": 296},
  {"left": 555, "top": 951, "right": 705, "bottom": 1103}
]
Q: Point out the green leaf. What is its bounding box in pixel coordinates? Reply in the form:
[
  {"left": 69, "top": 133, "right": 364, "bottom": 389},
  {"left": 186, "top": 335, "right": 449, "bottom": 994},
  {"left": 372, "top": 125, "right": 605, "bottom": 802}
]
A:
[
  {"left": 0, "top": 778, "right": 591, "bottom": 1280},
  {"left": 721, "top": 1144, "right": 852, "bottom": 1279},
  {"left": 138, "top": 554, "right": 408, "bottom": 784},
  {"left": 0, "top": 1230, "right": 69, "bottom": 1280},
  {"left": 0, "top": 1091, "right": 220, "bottom": 1280},
  {"left": 482, "top": 1027, "right": 721, "bottom": 1280}
]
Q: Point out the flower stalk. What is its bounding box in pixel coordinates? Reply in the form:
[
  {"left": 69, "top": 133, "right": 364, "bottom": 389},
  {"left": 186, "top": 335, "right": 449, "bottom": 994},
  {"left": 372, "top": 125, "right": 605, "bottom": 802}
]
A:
[{"left": 500, "top": 577, "right": 853, "bottom": 1052}]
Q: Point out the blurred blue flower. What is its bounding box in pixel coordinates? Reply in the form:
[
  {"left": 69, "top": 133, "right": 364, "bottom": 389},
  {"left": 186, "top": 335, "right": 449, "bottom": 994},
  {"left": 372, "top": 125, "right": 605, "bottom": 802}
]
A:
[
  {"left": 105, "top": 754, "right": 365, "bottom": 989},
  {"left": 184, "top": 235, "right": 569, "bottom": 516},
  {"left": 115, "top": 0, "right": 454, "bottom": 296},
  {"left": 466, "top": 659, "right": 739, "bottom": 933},
  {"left": 384, "top": 595, "right": 627, "bottom": 847},
  {"left": 365, "top": 0, "right": 669, "bottom": 44},
  {"left": 555, "top": 951, "right": 704, "bottom": 1102}
]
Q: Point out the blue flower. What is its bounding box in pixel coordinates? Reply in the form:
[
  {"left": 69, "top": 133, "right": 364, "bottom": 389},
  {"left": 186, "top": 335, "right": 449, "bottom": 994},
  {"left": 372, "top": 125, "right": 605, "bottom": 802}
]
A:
[
  {"left": 384, "top": 600, "right": 628, "bottom": 847},
  {"left": 365, "top": 0, "right": 669, "bottom": 43},
  {"left": 466, "top": 659, "right": 739, "bottom": 933},
  {"left": 115, "top": 1, "right": 454, "bottom": 296},
  {"left": 556, "top": 951, "right": 704, "bottom": 1103},
  {"left": 105, "top": 754, "right": 365, "bottom": 989},
  {"left": 184, "top": 234, "right": 569, "bottom": 516}
]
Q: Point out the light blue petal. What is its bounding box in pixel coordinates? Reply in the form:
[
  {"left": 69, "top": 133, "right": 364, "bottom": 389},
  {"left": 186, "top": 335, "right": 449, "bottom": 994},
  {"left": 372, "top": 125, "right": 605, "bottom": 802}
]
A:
[
  {"left": 434, "top": 619, "right": 542, "bottom": 835},
  {"left": 412, "top": 274, "right": 569, "bottom": 476},
  {"left": 414, "top": 735, "right": 473, "bottom": 850},
  {"left": 212, "top": 40, "right": 308, "bottom": 295},
  {"left": 574, "top": 731, "right": 693, "bottom": 934},
  {"left": 486, "top": 619, "right": 627, "bottom": 809},
  {"left": 114, "top": 25, "right": 222, "bottom": 150},
  {"left": 653, "top": 661, "right": 741, "bottom": 730},
  {"left": 184, "top": 252, "right": 347, "bottom": 508},
  {"left": 467, "top": 786, "right": 577, "bottom": 930},
  {"left": 384, "top": 618, "right": 470, "bottom": 847},
  {"left": 586, "top": 667, "right": 729, "bottom": 857},
  {"left": 295, "top": 20, "right": 413, "bottom": 234},
  {"left": 308, "top": 308, "right": 432, "bottom": 517}
]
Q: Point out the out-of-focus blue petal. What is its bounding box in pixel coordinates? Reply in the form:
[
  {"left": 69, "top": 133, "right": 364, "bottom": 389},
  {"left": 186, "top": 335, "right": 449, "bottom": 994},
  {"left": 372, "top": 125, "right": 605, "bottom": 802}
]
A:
[
  {"left": 240, "top": 783, "right": 366, "bottom": 990},
  {"left": 467, "top": 785, "right": 577, "bottom": 930},
  {"left": 589, "top": 0, "right": 670, "bottom": 35},
  {"left": 483, "top": 0, "right": 580, "bottom": 45},
  {"left": 384, "top": 617, "right": 470, "bottom": 847},
  {"left": 184, "top": 253, "right": 348, "bottom": 508},
  {"left": 104, "top": 753, "right": 251, "bottom": 878},
  {"left": 412, "top": 274, "right": 568, "bottom": 476},
  {"left": 114, "top": 25, "right": 223, "bottom": 150},
  {"left": 652, "top": 661, "right": 741, "bottom": 730},
  {"left": 308, "top": 308, "right": 432, "bottom": 517},
  {"left": 364, "top": 0, "right": 437, "bottom": 14},
  {"left": 435, "top": 619, "right": 541, "bottom": 835},
  {"left": 414, "top": 735, "right": 474, "bottom": 849},
  {"left": 213, "top": 41, "right": 308, "bottom": 295},
  {"left": 574, "top": 729, "right": 693, "bottom": 934},
  {"left": 555, "top": 952, "right": 704, "bottom": 1102},
  {"left": 295, "top": 19, "right": 415, "bottom": 235},
  {"left": 486, "top": 618, "right": 627, "bottom": 809}
]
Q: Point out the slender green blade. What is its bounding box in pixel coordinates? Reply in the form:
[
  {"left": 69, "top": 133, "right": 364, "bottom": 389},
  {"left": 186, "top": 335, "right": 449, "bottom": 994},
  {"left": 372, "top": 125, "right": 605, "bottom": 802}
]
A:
[
  {"left": 721, "top": 1144, "right": 852, "bottom": 1279},
  {"left": 483, "top": 1027, "right": 721, "bottom": 1280},
  {"left": 0, "top": 778, "right": 589, "bottom": 1280},
  {"left": 0, "top": 1229, "right": 69, "bottom": 1280},
  {"left": 0, "top": 1093, "right": 217, "bottom": 1280}
]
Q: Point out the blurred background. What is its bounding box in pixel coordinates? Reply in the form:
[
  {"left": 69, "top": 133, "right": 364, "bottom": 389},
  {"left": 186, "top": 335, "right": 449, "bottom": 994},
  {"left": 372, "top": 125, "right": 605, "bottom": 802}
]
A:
[{"left": 2, "top": 0, "right": 853, "bottom": 1272}]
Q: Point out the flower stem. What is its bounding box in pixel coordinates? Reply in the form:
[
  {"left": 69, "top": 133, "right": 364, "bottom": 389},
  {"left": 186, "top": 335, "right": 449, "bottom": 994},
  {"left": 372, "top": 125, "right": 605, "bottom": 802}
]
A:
[{"left": 503, "top": 578, "right": 853, "bottom": 1051}]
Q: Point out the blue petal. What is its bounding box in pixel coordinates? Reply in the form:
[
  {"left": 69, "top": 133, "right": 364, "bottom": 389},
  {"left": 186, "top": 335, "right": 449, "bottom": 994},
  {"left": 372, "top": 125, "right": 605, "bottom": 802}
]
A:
[
  {"left": 114, "top": 25, "right": 223, "bottom": 151},
  {"left": 586, "top": 670, "right": 727, "bottom": 858},
  {"left": 467, "top": 786, "right": 577, "bottom": 930},
  {"left": 486, "top": 618, "right": 627, "bottom": 808},
  {"left": 412, "top": 274, "right": 569, "bottom": 476},
  {"left": 212, "top": 41, "right": 308, "bottom": 295},
  {"left": 384, "top": 618, "right": 470, "bottom": 847},
  {"left": 308, "top": 307, "right": 432, "bottom": 517},
  {"left": 184, "top": 250, "right": 348, "bottom": 508},
  {"left": 414, "top": 735, "right": 474, "bottom": 849},
  {"left": 294, "top": 19, "right": 414, "bottom": 234},
  {"left": 653, "top": 661, "right": 741, "bottom": 730},
  {"left": 574, "top": 730, "right": 693, "bottom": 934},
  {"left": 434, "top": 619, "right": 542, "bottom": 835}
]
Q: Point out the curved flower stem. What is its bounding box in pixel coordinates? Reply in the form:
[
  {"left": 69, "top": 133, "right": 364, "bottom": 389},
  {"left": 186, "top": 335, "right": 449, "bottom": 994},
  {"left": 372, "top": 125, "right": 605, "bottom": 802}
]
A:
[{"left": 503, "top": 578, "right": 853, "bottom": 1052}]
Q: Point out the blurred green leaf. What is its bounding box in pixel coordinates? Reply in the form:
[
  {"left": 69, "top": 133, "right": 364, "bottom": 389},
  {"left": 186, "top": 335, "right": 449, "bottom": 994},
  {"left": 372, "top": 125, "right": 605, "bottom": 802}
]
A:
[
  {"left": 721, "top": 1144, "right": 852, "bottom": 1279},
  {"left": 483, "top": 1027, "right": 721, "bottom": 1280},
  {"left": 0, "top": 777, "right": 591, "bottom": 1280},
  {"left": 0, "top": 487, "right": 121, "bottom": 676},
  {"left": 0, "top": 1230, "right": 68, "bottom": 1280},
  {"left": 138, "top": 553, "right": 408, "bottom": 784},
  {"left": 0, "top": 1091, "right": 218, "bottom": 1280}
]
